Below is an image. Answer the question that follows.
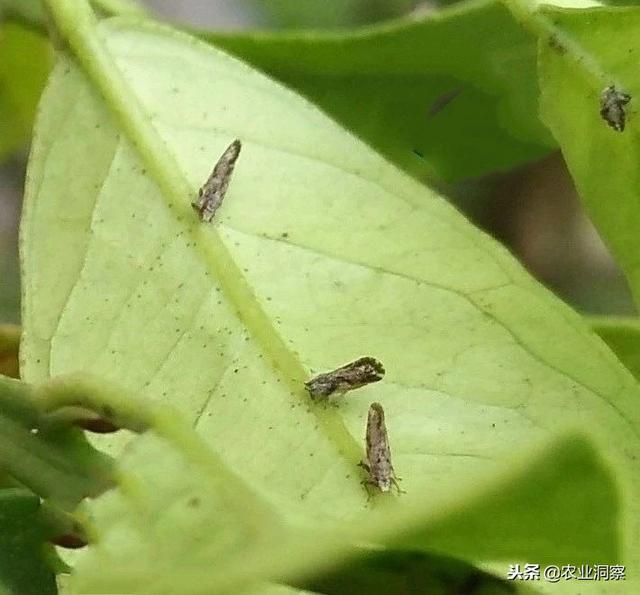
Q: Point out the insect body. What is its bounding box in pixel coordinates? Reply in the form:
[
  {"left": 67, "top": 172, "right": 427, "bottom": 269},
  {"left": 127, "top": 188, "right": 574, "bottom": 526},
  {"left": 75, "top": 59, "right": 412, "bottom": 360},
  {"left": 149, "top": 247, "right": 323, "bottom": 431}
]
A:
[
  {"left": 426, "top": 86, "right": 463, "bottom": 118},
  {"left": 305, "top": 357, "right": 385, "bottom": 400},
  {"left": 360, "top": 402, "right": 402, "bottom": 494},
  {"left": 600, "top": 86, "right": 631, "bottom": 132},
  {"left": 192, "top": 139, "right": 241, "bottom": 222}
]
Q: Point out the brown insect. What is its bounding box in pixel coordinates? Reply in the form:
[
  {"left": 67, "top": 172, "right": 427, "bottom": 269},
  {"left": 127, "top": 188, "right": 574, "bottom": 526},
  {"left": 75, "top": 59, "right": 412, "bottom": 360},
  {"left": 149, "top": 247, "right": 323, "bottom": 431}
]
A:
[
  {"left": 426, "top": 86, "right": 463, "bottom": 118},
  {"left": 305, "top": 357, "right": 385, "bottom": 400},
  {"left": 359, "top": 402, "right": 402, "bottom": 494},
  {"left": 192, "top": 139, "right": 241, "bottom": 222},
  {"left": 600, "top": 86, "right": 631, "bottom": 132}
]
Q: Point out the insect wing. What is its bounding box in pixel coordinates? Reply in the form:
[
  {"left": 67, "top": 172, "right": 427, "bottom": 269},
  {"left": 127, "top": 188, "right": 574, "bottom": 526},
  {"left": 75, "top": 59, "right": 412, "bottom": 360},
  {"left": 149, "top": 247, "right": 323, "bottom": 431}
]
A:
[{"left": 192, "top": 139, "right": 241, "bottom": 221}]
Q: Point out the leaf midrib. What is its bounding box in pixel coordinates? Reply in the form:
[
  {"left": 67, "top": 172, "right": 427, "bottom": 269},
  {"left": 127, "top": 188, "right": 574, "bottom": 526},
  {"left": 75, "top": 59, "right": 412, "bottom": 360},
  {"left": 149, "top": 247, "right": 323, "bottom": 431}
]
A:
[{"left": 44, "top": 0, "right": 363, "bottom": 468}]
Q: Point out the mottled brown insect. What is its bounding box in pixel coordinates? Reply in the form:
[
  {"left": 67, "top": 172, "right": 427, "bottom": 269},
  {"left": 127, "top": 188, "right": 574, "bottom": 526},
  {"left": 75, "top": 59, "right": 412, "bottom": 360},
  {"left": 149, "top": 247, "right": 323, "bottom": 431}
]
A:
[
  {"left": 192, "top": 139, "right": 241, "bottom": 222},
  {"left": 359, "top": 402, "right": 402, "bottom": 494},
  {"left": 305, "top": 357, "right": 385, "bottom": 400},
  {"left": 600, "top": 86, "right": 631, "bottom": 132}
]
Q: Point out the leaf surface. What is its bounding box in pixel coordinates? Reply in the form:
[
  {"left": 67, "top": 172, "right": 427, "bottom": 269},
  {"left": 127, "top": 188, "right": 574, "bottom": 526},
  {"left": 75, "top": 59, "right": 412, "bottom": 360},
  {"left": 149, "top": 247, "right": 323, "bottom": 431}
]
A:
[
  {"left": 538, "top": 4, "right": 640, "bottom": 306},
  {"left": 23, "top": 2, "right": 640, "bottom": 591},
  {"left": 206, "top": 0, "right": 554, "bottom": 181},
  {"left": 68, "top": 429, "right": 619, "bottom": 593}
]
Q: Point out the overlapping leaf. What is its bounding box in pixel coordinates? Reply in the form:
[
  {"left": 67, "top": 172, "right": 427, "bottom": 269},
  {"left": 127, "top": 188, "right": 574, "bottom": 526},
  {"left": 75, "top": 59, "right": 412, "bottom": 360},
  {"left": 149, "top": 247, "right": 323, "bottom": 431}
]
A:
[
  {"left": 590, "top": 316, "right": 640, "bottom": 380},
  {"left": 0, "top": 489, "right": 57, "bottom": 595},
  {"left": 0, "top": 375, "right": 113, "bottom": 509},
  {"left": 207, "top": 0, "right": 554, "bottom": 182},
  {"left": 538, "top": 4, "right": 640, "bottom": 306}
]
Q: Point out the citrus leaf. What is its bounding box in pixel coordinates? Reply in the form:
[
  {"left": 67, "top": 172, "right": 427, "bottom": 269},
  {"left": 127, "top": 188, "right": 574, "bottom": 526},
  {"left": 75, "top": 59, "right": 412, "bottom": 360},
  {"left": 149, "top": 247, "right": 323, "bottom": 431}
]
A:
[
  {"left": 23, "top": 0, "right": 640, "bottom": 591},
  {"left": 589, "top": 316, "right": 640, "bottom": 381},
  {"left": 297, "top": 548, "right": 516, "bottom": 594},
  {"left": 0, "top": 488, "right": 57, "bottom": 595},
  {"left": 69, "top": 430, "right": 617, "bottom": 593},
  {"left": 0, "top": 20, "right": 51, "bottom": 161},
  {"left": 205, "top": 0, "right": 554, "bottom": 182},
  {"left": 245, "top": 0, "right": 415, "bottom": 29},
  {"left": 537, "top": 3, "right": 640, "bottom": 306}
]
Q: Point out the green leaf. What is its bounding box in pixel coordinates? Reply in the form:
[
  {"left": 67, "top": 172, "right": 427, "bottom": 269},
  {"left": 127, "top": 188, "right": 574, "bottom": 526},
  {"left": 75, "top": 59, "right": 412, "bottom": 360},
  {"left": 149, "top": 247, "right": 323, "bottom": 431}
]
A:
[
  {"left": 69, "top": 428, "right": 618, "bottom": 593},
  {"left": 0, "top": 0, "right": 47, "bottom": 30},
  {"left": 297, "top": 549, "right": 518, "bottom": 594},
  {"left": 537, "top": 4, "right": 640, "bottom": 306},
  {"left": 589, "top": 316, "right": 640, "bottom": 381},
  {"left": 248, "top": 0, "right": 417, "bottom": 29},
  {"left": 0, "top": 375, "right": 113, "bottom": 509},
  {"left": 23, "top": 0, "right": 640, "bottom": 590},
  {"left": 239, "top": 586, "right": 317, "bottom": 595},
  {"left": 396, "top": 434, "right": 618, "bottom": 564},
  {"left": 205, "top": 0, "right": 554, "bottom": 182},
  {"left": 0, "top": 20, "right": 51, "bottom": 161},
  {"left": 0, "top": 488, "right": 57, "bottom": 595},
  {"left": 40, "top": 379, "right": 601, "bottom": 592}
]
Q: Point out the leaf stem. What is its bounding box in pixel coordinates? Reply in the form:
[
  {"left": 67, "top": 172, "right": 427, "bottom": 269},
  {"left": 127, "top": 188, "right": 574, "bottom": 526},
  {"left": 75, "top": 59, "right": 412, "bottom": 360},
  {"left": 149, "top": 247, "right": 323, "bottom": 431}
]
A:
[{"left": 36, "top": 373, "right": 279, "bottom": 531}]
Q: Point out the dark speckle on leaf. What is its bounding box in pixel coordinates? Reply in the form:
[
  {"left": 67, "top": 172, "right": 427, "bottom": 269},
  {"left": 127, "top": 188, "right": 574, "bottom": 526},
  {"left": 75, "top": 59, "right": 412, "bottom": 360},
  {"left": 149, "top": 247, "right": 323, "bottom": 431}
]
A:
[{"left": 548, "top": 35, "right": 566, "bottom": 54}]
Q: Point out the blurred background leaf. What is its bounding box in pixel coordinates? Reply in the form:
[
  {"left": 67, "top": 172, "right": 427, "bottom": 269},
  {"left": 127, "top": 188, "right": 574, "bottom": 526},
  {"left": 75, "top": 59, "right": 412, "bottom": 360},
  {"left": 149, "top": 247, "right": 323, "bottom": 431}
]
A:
[
  {"left": 0, "top": 0, "right": 47, "bottom": 30},
  {"left": 207, "top": 0, "right": 555, "bottom": 183},
  {"left": 246, "top": 0, "right": 418, "bottom": 29},
  {"left": 0, "top": 16, "right": 51, "bottom": 323},
  {"left": 0, "top": 488, "right": 57, "bottom": 595},
  {"left": 0, "top": 20, "right": 51, "bottom": 162}
]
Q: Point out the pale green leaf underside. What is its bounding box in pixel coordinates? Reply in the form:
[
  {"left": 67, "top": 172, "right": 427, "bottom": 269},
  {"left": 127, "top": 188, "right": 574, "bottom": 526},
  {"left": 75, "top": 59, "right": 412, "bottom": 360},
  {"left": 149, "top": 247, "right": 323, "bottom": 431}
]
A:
[{"left": 21, "top": 15, "right": 640, "bottom": 591}]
